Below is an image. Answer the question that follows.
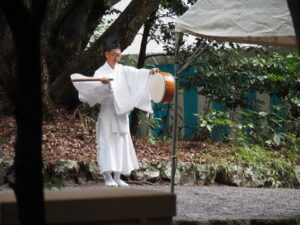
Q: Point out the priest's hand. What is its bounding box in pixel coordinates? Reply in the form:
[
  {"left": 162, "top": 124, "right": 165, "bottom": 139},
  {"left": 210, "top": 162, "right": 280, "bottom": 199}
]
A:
[
  {"left": 150, "top": 68, "right": 160, "bottom": 75},
  {"left": 101, "top": 78, "right": 112, "bottom": 84}
]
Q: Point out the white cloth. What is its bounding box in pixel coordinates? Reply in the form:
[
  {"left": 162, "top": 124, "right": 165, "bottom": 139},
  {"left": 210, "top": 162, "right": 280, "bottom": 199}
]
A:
[
  {"left": 71, "top": 62, "right": 152, "bottom": 174},
  {"left": 175, "top": 0, "right": 297, "bottom": 47}
]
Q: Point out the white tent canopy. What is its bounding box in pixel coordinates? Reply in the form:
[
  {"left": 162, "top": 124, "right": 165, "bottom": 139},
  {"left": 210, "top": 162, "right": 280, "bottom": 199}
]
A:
[{"left": 175, "top": 0, "right": 297, "bottom": 47}]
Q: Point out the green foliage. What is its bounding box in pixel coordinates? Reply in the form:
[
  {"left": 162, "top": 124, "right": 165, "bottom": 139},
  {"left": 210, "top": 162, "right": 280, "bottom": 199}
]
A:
[
  {"left": 244, "top": 110, "right": 300, "bottom": 149},
  {"left": 143, "top": 116, "right": 162, "bottom": 131},
  {"left": 157, "top": 135, "right": 171, "bottom": 143},
  {"left": 195, "top": 107, "right": 299, "bottom": 153},
  {"left": 44, "top": 176, "right": 65, "bottom": 190},
  {"left": 184, "top": 48, "right": 300, "bottom": 111},
  {"left": 0, "top": 138, "right": 5, "bottom": 144},
  {"left": 194, "top": 106, "right": 300, "bottom": 179},
  {"left": 120, "top": 54, "right": 138, "bottom": 67},
  {"left": 145, "top": 132, "right": 157, "bottom": 145},
  {"left": 232, "top": 144, "right": 297, "bottom": 187},
  {"left": 140, "top": 113, "right": 163, "bottom": 144},
  {"left": 185, "top": 45, "right": 299, "bottom": 155},
  {"left": 194, "top": 109, "right": 254, "bottom": 143},
  {"left": 77, "top": 103, "right": 100, "bottom": 123},
  {"left": 145, "top": 0, "right": 199, "bottom": 55}
]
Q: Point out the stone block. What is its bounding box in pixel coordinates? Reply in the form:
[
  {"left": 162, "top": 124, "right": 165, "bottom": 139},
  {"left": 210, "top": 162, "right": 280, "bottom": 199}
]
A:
[
  {"left": 177, "top": 162, "right": 196, "bottom": 185},
  {"left": 160, "top": 162, "right": 181, "bottom": 184},
  {"left": 52, "top": 159, "right": 80, "bottom": 183},
  {"left": 0, "top": 160, "right": 14, "bottom": 186},
  {"left": 131, "top": 162, "right": 161, "bottom": 183},
  {"left": 195, "top": 164, "right": 217, "bottom": 185}
]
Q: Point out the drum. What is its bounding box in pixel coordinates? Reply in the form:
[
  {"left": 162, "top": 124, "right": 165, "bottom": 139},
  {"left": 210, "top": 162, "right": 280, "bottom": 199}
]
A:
[{"left": 149, "top": 72, "right": 175, "bottom": 104}]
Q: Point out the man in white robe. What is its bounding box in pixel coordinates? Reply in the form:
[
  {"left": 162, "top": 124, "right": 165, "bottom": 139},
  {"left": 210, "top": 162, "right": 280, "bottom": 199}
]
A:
[{"left": 71, "top": 36, "right": 159, "bottom": 187}]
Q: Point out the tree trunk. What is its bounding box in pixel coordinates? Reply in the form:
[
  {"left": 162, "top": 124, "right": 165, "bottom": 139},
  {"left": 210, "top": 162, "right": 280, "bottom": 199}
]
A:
[
  {"left": 48, "top": 0, "right": 162, "bottom": 108},
  {"left": 137, "top": 10, "right": 157, "bottom": 69},
  {"left": 130, "top": 10, "right": 158, "bottom": 136},
  {"left": 287, "top": 0, "right": 300, "bottom": 53},
  {"left": 46, "top": 0, "right": 120, "bottom": 83},
  {"left": 0, "top": 1, "right": 47, "bottom": 224},
  {"left": 0, "top": 13, "right": 17, "bottom": 114},
  {"left": 0, "top": 0, "right": 162, "bottom": 112},
  {"left": 44, "top": 0, "right": 120, "bottom": 110}
]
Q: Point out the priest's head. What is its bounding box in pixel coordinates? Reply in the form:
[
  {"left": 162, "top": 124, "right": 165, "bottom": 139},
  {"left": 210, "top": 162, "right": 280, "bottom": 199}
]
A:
[{"left": 104, "top": 34, "right": 121, "bottom": 69}]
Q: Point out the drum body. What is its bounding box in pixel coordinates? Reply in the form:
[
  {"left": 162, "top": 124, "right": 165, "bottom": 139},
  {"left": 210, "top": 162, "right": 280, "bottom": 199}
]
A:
[{"left": 149, "top": 72, "right": 175, "bottom": 104}]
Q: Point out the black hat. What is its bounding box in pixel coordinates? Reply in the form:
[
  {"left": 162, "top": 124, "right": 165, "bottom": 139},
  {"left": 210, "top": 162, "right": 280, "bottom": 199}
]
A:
[{"left": 104, "top": 34, "right": 121, "bottom": 51}]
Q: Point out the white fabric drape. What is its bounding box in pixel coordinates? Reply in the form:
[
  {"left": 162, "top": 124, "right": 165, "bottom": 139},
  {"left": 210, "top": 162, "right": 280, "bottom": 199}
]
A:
[{"left": 175, "top": 0, "right": 297, "bottom": 47}]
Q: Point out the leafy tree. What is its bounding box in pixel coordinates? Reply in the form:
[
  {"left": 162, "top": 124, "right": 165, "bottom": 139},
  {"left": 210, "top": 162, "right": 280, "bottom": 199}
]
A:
[
  {"left": 189, "top": 45, "right": 299, "bottom": 149},
  {"left": 184, "top": 46, "right": 299, "bottom": 110}
]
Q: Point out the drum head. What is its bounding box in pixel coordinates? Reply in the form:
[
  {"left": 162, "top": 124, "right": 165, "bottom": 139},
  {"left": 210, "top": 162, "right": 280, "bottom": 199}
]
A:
[{"left": 149, "top": 73, "right": 166, "bottom": 104}]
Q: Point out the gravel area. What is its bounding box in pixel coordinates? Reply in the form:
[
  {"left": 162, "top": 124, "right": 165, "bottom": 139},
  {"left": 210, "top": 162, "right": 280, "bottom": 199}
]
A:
[
  {"left": 1, "top": 184, "right": 300, "bottom": 221},
  {"left": 129, "top": 185, "right": 300, "bottom": 221}
]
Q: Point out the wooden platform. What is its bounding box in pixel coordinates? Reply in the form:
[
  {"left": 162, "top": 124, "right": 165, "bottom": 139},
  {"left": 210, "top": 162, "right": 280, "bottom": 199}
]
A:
[{"left": 0, "top": 188, "right": 176, "bottom": 225}]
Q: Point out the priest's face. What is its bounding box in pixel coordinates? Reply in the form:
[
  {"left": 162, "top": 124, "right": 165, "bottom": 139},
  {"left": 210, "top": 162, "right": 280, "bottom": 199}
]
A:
[{"left": 105, "top": 48, "right": 121, "bottom": 69}]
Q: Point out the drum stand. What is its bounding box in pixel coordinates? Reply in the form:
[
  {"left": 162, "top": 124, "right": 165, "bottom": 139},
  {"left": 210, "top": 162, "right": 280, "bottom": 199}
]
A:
[
  {"left": 170, "top": 33, "right": 181, "bottom": 194},
  {"left": 170, "top": 33, "right": 210, "bottom": 193}
]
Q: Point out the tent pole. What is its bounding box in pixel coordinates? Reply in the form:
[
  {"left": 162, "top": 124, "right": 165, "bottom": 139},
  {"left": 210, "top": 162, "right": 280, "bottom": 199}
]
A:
[
  {"left": 171, "top": 32, "right": 182, "bottom": 194},
  {"left": 178, "top": 41, "right": 209, "bottom": 74}
]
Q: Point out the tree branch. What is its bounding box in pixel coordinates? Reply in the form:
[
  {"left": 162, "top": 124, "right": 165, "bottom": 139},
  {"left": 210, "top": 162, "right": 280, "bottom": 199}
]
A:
[{"left": 82, "top": 0, "right": 162, "bottom": 74}]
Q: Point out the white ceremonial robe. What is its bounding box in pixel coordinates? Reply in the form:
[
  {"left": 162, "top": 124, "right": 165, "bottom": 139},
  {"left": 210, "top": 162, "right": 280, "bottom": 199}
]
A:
[{"left": 71, "top": 62, "right": 152, "bottom": 174}]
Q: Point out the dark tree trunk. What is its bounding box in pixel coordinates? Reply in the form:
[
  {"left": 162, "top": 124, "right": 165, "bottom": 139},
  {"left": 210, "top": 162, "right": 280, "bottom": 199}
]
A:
[
  {"left": 0, "top": 0, "right": 121, "bottom": 112},
  {"left": 287, "top": 0, "right": 300, "bottom": 53},
  {"left": 137, "top": 11, "right": 157, "bottom": 69},
  {"left": 0, "top": 0, "right": 162, "bottom": 112},
  {"left": 43, "top": 0, "right": 120, "bottom": 110},
  {"left": 130, "top": 10, "right": 158, "bottom": 136},
  {"left": 0, "top": 13, "right": 17, "bottom": 114},
  {"left": 48, "top": 0, "right": 162, "bottom": 108},
  {"left": 46, "top": 0, "right": 119, "bottom": 83},
  {"left": 0, "top": 0, "right": 47, "bottom": 224}
]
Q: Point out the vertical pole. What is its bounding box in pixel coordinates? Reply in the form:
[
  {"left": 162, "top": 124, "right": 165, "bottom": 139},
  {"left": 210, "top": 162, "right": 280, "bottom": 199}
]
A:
[{"left": 170, "top": 32, "right": 182, "bottom": 193}]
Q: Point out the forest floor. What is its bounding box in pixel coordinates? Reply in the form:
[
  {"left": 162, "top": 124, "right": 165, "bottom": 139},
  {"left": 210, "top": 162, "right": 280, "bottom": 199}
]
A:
[{"left": 0, "top": 108, "right": 299, "bottom": 166}]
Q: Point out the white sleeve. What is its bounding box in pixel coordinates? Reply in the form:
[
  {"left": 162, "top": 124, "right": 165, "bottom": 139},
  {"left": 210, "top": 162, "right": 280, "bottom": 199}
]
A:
[
  {"left": 123, "top": 66, "right": 153, "bottom": 113},
  {"left": 70, "top": 73, "right": 111, "bottom": 107}
]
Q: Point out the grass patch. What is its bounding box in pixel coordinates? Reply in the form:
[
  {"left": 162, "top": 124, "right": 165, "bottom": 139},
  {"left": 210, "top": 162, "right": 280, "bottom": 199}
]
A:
[{"left": 232, "top": 144, "right": 297, "bottom": 187}]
